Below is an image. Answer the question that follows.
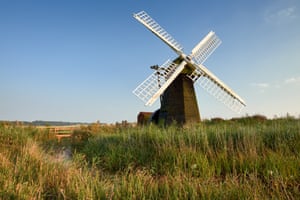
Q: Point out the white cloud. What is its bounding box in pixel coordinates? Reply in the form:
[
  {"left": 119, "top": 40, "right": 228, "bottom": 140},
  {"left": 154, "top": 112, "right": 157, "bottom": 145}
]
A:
[
  {"left": 251, "top": 82, "right": 270, "bottom": 93},
  {"left": 251, "top": 76, "right": 300, "bottom": 93},
  {"left": 251, "top": 83, "right": 270, "bottom": 88},
  {"left": 264, "top": 6, "right": 298, "bottom": 24},
  {"left": 285, "top": 76, "right": 300, "bottom": 84},
  {"left": 278, "top": 7, "right": 297, "bottom": 18}
]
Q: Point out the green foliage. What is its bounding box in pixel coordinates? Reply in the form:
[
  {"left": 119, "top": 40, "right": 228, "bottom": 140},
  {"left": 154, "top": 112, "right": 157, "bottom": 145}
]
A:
[
  {"left": 71, "top": 129, "right": 92, "bottom": 151},
  {"left": 0, "top": 118, "right": 300, "bottom": 199}
]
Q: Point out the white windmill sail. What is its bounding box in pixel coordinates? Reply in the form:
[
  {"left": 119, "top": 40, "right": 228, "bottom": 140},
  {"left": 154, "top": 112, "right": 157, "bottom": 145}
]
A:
[
  {"left": 132, "top": 10, "right": 246, "bottom": 113},
  {"left": 188, "top": 63, "right": 246, "bottom": 112},
  {"left": 133, "top": 11, "right": 183, "bottom": 55},
  {"left": 190, "top": 31, "right": 222, "bottom": 65},
  {"left": 133, "top": 60, "right": 185, "bottom": 106},
  {"left": 185, "top": 31, "right": 245, "bottom": 112}
]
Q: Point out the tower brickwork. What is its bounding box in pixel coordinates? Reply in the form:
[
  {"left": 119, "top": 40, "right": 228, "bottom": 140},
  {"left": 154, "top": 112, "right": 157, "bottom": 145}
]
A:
[{"left": 159, "top": 73, "right": 201, "bottom": 125}]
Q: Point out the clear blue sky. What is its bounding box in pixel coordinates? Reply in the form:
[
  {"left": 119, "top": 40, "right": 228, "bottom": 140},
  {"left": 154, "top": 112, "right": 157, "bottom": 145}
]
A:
[{"left": 1, "top": 0, "right": 299, "bottom": 123}]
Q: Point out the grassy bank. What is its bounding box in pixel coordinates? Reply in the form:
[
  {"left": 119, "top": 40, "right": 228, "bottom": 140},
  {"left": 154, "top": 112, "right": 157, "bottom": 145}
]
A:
[{"left": 0, "top": 118, "right": 299, "bottom": 199}]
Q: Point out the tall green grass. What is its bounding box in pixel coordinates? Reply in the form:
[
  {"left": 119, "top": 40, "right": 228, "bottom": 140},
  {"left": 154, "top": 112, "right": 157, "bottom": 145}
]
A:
[{"left": 0, "top": 118, "right": 299, "bottom": 199}]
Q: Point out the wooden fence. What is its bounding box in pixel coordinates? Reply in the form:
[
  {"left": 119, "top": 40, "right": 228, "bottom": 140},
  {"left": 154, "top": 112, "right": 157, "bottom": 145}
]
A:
[{"left": 36, "top": 125, "right": 82, "bottom": 142}]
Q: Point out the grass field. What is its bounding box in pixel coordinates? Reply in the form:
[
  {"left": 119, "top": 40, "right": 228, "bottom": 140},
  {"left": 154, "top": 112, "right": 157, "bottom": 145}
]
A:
[{"left": 0, "top": 117, "right": 299, "bottom": 199}]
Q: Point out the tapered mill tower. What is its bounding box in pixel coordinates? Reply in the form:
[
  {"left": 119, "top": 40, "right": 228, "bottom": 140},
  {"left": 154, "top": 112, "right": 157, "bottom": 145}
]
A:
[
  {"left": 159, "top": 73, "right": 200, "bottom": 124},
  {"left": 132, "top": 11, "right": 246, "bottom": 125}
]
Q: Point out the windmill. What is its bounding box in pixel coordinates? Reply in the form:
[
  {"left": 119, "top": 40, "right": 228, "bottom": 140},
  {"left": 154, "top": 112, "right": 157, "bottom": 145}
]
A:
[{"left": 132, "top": 11, "right": 246, "bottom": 125}]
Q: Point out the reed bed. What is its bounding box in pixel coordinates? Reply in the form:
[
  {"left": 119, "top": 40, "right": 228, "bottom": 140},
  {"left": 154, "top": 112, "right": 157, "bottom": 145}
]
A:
[{"left": 0, "top": 118, "right": 299, "bottom": 199}]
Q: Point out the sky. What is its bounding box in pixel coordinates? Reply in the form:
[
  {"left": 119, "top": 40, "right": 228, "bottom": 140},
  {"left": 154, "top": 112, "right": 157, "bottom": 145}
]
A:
[{"left": 0, "top": 0, "right": 299, "bottom": 123}]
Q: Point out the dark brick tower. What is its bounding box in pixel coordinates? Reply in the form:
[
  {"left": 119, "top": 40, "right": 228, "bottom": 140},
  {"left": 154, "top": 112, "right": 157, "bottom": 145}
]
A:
[{"left": 158, "top": 73, "right": 201, "bottom": 125}]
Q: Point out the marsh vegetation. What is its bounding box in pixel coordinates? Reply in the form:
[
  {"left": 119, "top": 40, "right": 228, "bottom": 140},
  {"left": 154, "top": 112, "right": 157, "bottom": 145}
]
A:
[{"left": 0, "top": 117, "right": 299, "bottom": 199}]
